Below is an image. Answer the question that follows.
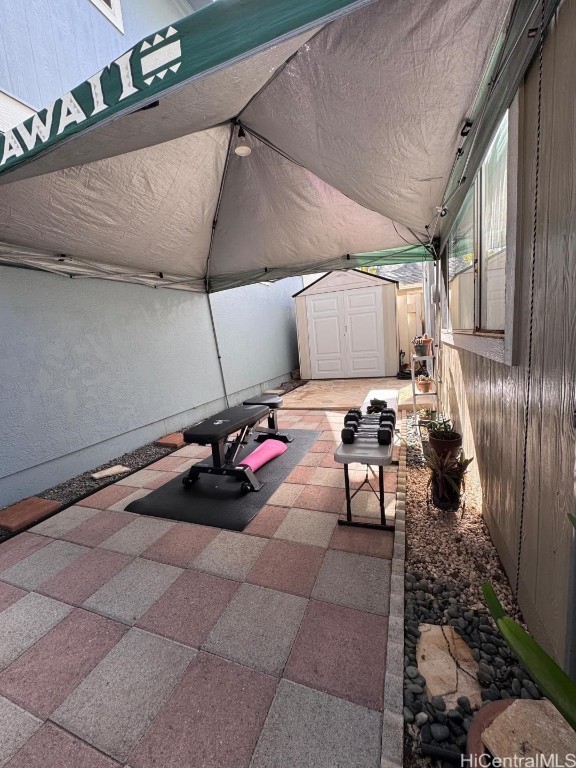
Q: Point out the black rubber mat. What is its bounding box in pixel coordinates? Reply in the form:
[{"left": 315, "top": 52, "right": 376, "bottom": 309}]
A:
[{"left": 126, "top": 430, "right": 320, "bottom": 531}]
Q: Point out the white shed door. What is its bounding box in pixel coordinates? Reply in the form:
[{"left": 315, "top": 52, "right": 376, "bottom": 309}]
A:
[
  {"left": 343, "top": 288, "right": 385, "bottom": 376},
  {"left": 307, "top": 291, "right": 347, "bottom": 377},
  {"left": 307, "top": 287, "right": 385, "bottom": 378}
]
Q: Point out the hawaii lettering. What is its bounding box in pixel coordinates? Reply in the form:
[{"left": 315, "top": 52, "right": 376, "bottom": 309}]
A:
[{"left": 0, "top": 26, "right": 182, "bottom": 169}]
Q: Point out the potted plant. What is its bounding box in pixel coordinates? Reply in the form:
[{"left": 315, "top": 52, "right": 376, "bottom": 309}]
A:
[
  {"left": 411, "top": 335, "right": 428, "bottom": 356},
  {"left": 415, "top": 374, "right": 434, "bottom": 393},
  {"left": 426, "top": 448, "right": 473, "bottom": 511},
  {"left": 422, "top": 332, "right": 433, "bottom": 354},
  {"left": 427, "top": 417, "right": 463, "bottom": 457}
]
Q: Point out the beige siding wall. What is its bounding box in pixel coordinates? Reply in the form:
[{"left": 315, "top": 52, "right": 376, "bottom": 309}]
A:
[
  {"left": 382, "top": 282, "right": 399, "bottom": 375},
  {"left": 440, "top": 0, "right": 576, "bottom": 670},
  {"left": 397, "top": 287, "right": 424, "bottom": 363},
  {"left": 295, "top": 295, "right": 311, "bottom": 380}
]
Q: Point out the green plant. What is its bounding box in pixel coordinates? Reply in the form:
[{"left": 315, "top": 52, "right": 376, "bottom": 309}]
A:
[
  {"left": 426, "top": 449, "right": 473, "bottom": 499},
  {"left": 483, "top": 582, "right": 576, "bottom": 732},
  {"left": 427, "top": 418, "right": 461, "bottom": 441}
]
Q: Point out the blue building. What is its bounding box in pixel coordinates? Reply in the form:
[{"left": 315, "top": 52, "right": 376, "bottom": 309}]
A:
[{"left": 0, "top": 0, "right": 301, "bottom": 506}]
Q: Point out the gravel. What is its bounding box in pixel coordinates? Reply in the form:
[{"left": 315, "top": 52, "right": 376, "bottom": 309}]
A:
[
  {"left": 403, "top": 414, "right": 540, "bottom": 767},
  {"left": 38, "top": 441, "right": 173, "bottom": 506}
]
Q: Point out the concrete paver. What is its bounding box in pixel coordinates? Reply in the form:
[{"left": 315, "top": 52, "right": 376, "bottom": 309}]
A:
[
  {"left": 52, "top": 628, "right": 195, "bottom": 762},
  {"left": 0, "top": 540, "right": 88, "bottom": 591},
  {"left": 136, "top": 570, "right": 239, "bottom": 648},
  {"left": 0, "top": 592, "right": 72, "bottom": 670},
  {"left": 273, "top": 508, "right": 338, "bottom": 548},
  {"left": 0, "top": 405, "right": 405, "bottom": 767},
  {"left": 246, "top": 539, "right": 325, "bottom": 598},
  {"left": 284, "top": 600, "right": 388, "bottom": 710},
  {"left": 250, "top": 680, "right": 382, "bottom": 768},
  {"left": 5, "top": 723, "right": 121, "bottom": 768},
  {"left": 0, "top": 695, "right": 42, "bottom": 766},
  {"left": 128, "top": 653, "right": 277, "bottom": 768},
  {"left": 0, "top": 608, "right": 126, "bottom": 718},
  {"left": 203, "top": 583, "right": 307, "bottom": 676},
  {"left": 82, "top": 558, "right": 182, "bottom": 624},
  {"left": 99, "top": 517, "right": 176, "bottom": 556},
  {"left": 312, "top": 549, "right": 391, "bottom": 615},
  {"left": 191, "top": 530, "right": 267, "bottom": 581},
  {"left": 29, "top": 506, "right": 101, "bottom": 538}
]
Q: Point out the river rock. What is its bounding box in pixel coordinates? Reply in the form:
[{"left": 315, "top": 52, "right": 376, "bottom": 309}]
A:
[{"left": 430, "top": 723, "right": 450, "bottom": 742}]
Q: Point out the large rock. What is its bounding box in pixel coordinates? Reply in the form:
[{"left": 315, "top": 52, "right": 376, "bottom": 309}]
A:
[
  {"left": 482, "top": 699, "right": 574, "bottom": 759},
  {"left": 416, "top": 623, "right": 482, "bottom": 709}
]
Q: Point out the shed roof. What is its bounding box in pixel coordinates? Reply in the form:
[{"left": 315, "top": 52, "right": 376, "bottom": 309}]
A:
[{"left": 292, "top": 269, "right": 398, "bottom": 298}]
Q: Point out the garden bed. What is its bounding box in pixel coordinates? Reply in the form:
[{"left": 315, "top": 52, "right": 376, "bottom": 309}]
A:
[{"left": 403, "top": 415, "right": 540, "bottom": 766}]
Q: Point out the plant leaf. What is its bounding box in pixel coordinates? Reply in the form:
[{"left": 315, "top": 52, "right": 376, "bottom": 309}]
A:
[
  {"left": 482, "top": 581, "right": 506, "bottom": 621},
  {"left": 568, "top": 513, "right": 576, "bottom": 529}
]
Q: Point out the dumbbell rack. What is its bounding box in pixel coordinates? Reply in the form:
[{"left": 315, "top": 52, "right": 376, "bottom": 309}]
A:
[{"left": 411, "top": 353, "right": 438, "bottom": 417}]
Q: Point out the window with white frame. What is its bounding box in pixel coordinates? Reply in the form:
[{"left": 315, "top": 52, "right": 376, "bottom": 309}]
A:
[
  {"left": 446, "top": 111, "right": 509, "bottom": 334},
  {"left": 88, "top": 0, "right": 124, "bottom": 32}
]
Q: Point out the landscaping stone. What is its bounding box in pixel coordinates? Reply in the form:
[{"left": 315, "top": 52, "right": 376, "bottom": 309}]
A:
[
  {"left": 482, "top": 699, "right": 574, "bottom": 760},
  {"left": 416, "top": 624, "right": 481, "bottom": 710},
  {"left": 0, "top": 497, "right": 62, "bottom": 533},
  {"left": 430, "top": 723, "right": 450, "bottom": 742}
]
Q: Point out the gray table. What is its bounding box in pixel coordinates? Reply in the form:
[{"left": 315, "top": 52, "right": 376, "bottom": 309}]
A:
[{"left": 334, "top": 440, "right": 395, "bottom": 530}]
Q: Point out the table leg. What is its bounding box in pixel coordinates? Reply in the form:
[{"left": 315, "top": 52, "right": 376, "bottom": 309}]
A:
[
  {"left": 344, "top": 463, "right": 352, "bottom": 522},
  {"left": 379, "top": 466, "right": 385, "bottom": 525}
]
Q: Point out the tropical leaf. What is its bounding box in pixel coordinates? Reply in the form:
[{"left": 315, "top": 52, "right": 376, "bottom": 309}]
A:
[{"left": 482, "top": 581, "right": 505, "bottom": 621}]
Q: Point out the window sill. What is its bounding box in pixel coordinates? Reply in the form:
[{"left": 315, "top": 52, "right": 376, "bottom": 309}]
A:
[{"left": 441, "top": 330, "right": 507, "bottom": 365}]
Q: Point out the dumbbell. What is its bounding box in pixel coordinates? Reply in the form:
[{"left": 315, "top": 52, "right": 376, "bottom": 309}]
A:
[
  {"left": 341, "top": 423, "right": 393, "bottom": 445},
  {"left": 344, "top": 411, "right": 383, "bottom": 425},
  {"left": 378, "top": 408, "right": 396, "bottom": 423},
  {"left": 344, "top": 418, "right": 391, "bottom": 435},
  {"left": 344, "top": 411, "right": 396, "bottom": 429}
]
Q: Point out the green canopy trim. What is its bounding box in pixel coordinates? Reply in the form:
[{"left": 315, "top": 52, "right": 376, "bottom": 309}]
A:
[{"left": 208, "top": 245, "right": 434, "bottom": 292}]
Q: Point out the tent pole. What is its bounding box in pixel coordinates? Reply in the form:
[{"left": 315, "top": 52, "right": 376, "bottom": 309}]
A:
[
  {"left": 203, "top": 124, "right": 235, "bottom": 409},
  {"left": 207, "top": 293, "right": 230, "bottom": 408}
]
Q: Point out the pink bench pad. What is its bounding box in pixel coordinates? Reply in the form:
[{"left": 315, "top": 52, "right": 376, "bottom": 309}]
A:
[{"left": 240, "top": 440, "right": 287, "bottom": 471}]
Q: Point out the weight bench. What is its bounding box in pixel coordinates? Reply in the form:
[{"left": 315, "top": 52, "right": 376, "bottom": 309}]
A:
[
  {"left": 182, "top": 403, "right": 269, "bottom": 493},
  {"left": 242, "top": 394, "right": 293, "bottom": 443}
]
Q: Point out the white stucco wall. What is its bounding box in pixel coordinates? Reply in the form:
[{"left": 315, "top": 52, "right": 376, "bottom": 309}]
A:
[
  {"left": 211, "top": 280, "right": 300, "bottom": 395},
  {"left": 0, "top": 267, "right": 301, "bottom": 506}
]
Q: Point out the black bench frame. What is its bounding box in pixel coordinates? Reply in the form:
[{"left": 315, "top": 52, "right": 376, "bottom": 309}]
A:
[
  {"left": 243, "top": 395, "right": 293, "bottom": 444},
  {"left": 182, "top": 404, "right": 270, "bottom": 493}
]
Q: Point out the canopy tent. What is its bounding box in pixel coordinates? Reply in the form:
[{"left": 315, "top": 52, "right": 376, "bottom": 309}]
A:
[{"left": 0, "top": 0, "right": 548, "bottom": 292}]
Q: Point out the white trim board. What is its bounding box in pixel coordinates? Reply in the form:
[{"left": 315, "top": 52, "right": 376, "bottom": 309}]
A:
[
  {"left": 0, "top": 91, "right": 36, "bottom": 133},
  {"left": 441, "top": 331, "right": 505, "bottom": 364},
  {"left": 88, "top": 0, "right": 124, "bottom": 32}
]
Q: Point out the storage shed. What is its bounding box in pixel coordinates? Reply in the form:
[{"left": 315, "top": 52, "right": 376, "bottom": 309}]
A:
[{"left": 293, "top": 270, "right": 398, "bottom": 379}]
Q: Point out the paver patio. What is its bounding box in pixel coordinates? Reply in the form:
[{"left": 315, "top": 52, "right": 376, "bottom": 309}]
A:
[{"left": 0, "top": 409, "right": 406, "bottom": 768}]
